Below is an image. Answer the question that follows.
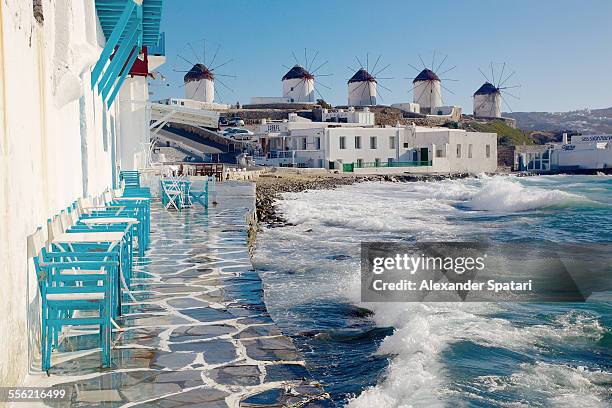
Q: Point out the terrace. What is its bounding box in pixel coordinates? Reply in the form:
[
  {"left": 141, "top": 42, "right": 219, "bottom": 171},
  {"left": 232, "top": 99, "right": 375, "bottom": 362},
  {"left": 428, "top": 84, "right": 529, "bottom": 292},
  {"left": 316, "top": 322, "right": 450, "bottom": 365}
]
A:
[{"left": 25, "top": 176, "right": 327, "bottom": 406}]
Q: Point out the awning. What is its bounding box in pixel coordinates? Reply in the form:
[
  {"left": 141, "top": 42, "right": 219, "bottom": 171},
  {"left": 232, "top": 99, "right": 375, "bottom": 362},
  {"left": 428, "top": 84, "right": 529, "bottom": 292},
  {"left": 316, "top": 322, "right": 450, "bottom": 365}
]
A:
[{"left": 91, "top": 0, "right": 164, "bottom": 106}]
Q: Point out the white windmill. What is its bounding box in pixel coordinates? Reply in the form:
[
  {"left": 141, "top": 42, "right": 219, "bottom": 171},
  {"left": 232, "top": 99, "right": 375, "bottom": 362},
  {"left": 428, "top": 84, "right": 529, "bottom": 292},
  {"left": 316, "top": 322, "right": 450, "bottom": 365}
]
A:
[
  {"left": 281, "top": 49, "right": 331, "bottom": 103},
  {"left": 175, "top": 40, "right": 235, "bottom": 103},
  {"left": 473, "top": 63, "right": 520, "bottom": 118},
  {"left": 407, "top": 52, "right": 457, "bottom": 114},
  {"left": 347, "top": 54, "right": 392, "bottom": 106}
]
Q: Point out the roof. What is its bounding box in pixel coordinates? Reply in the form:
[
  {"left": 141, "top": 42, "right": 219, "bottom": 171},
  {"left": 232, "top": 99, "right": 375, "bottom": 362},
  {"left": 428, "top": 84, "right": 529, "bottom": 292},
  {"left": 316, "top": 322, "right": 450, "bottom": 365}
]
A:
[
  {"left": 184, "top": 64, "right": 214, "bottom": 83},
  {"left": 413, "top": 69, "right": 440, "bottom": 83},
  {"left": 95, "top": 0, "right": 164, "bottom": 48},
  {"left": 348, "top": 68, "right": 376, "bottom": 84},
  {"left": 282, "top": 65, "right": 314, "bottom": 81},
  {"left": 474, "top": 82, "right": 500, "bottom": 96}
]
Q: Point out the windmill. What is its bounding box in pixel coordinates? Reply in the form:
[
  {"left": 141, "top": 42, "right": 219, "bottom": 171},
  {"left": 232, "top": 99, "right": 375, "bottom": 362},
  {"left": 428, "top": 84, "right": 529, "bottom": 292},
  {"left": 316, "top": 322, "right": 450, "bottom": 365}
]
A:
[
  {"left": 473, "top": 62, "right": 520, "bottom": 118},
  {"left": 347, "top": 54, "right": 393, "bottom": 106},
  {"left": 281, "top": 49, "right": 331, "bottom": 103},
  {"left": 406, "top": 52, "right": 458, "bottom": 114},
  {"left": 173, "top": 39, "right": 236, "bottom": 103}
]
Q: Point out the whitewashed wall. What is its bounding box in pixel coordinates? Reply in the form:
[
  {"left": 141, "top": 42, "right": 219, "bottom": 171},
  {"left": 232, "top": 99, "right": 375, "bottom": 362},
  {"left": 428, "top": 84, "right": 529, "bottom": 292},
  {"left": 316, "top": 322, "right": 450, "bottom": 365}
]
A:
[
  {"left": 117, "top": 76, "right": 150, "bottom": 170},
  {"left": 0, "top": 0, "right": 148, "bottom": 385},
  {"left": 185, "top": 78, "right": 214, "bottom": 103},
  {"left": 282, "top": 78, "right": 314, "bottom": 103}
]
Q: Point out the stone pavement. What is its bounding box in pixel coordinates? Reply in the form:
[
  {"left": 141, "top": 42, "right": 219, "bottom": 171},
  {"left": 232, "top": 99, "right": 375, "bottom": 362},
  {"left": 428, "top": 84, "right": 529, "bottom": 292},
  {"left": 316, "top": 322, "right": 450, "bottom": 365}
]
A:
[{"left": 25, "top": 182, "right": 328, "bottom": 407}]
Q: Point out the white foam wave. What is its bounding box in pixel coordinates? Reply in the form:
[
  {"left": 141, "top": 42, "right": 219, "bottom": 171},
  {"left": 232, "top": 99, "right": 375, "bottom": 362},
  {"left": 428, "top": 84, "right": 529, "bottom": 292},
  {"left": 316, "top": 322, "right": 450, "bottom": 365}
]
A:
[{"left": 466, "top": 177, "right": 587, "bottom": 212}]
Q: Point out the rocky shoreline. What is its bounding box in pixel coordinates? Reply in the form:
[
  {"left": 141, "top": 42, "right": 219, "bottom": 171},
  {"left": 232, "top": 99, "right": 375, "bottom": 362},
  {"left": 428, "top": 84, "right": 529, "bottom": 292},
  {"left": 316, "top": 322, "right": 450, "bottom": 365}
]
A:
[{"left": 255, "top": 171, "right": 475, "bottom": 227}]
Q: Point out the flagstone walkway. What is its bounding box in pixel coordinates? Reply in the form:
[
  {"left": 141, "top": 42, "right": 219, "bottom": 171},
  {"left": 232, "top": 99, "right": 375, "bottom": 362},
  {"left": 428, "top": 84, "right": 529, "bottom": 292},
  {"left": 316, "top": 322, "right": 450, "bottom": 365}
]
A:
[{"left": 27, "top": 182, "right": 328, "bottom": 407}]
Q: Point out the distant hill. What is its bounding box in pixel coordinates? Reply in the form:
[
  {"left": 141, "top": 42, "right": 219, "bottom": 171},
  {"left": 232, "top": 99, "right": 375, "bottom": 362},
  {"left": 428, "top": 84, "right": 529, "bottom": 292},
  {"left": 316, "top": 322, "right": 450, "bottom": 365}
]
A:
[{"left": 504, "top": 107, "right": 612, "bottom": 134}]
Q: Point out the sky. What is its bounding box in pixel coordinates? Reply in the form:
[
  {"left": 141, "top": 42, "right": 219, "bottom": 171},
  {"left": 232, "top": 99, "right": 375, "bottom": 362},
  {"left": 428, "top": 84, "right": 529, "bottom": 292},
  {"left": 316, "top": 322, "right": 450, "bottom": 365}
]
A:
[{"left": 151, "top": 0, "right": 612, "bottom": 113}]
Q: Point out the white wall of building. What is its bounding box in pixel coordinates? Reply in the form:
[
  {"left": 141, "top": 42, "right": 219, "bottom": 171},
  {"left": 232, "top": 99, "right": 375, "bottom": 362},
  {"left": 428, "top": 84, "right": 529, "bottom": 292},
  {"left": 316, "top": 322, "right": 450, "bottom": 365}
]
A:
[
  {"left": 551, "top": 135, "right": 612, "bottom": 170},
  {"left": 348, "top": 81, "right": 377, "bottom": 106},
  {"left": 117, "top": 76, "right": 150, "bottom": 170},
  {"left": 185, "top": 78, "right": 214, "bottom": 103},
  {"left": 0, "top": 0, "right": 153, "bottom": 385},
  {"left": 474, "top": 93, "right": 501, "bottom": 117},
  {"left": 282, "top": 77, "right": 314, "bottom": 103},
  {"left": 413, "top": 80, "right": 442, "bottom": 112}
]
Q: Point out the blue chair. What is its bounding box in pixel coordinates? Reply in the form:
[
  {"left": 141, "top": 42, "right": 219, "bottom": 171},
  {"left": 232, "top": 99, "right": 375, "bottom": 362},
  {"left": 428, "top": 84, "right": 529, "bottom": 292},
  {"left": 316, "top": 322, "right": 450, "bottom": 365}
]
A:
[{"left": 28, "top": 228, "right": 118, "bottom": 372}]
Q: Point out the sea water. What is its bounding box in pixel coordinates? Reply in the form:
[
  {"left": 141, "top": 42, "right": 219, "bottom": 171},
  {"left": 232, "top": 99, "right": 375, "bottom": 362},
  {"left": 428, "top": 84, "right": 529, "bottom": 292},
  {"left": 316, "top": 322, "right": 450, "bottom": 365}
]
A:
[{"left": 252, "top": 175, "right": 612, "bottom": 407}]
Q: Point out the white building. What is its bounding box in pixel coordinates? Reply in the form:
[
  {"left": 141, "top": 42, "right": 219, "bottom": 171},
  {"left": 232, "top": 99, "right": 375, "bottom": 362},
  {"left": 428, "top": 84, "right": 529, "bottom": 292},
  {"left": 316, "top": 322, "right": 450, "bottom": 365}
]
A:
[
  {"left": 348, "top": 68, "right": 377, "bottom": 106},
  {"left": 413, "top": 69, "right": 442, "bottom": 114},
  {"left": 184, "top": 63, "right": 215, "bottom": 103},
  {"left": 550, "top": 134, "right": 612, "bottom": 171},
  {"left": 256, "top": 122, "right": 497, "bottom": 174},
  {"left": 0, "top": 0, "right": 164, "bottom": 385},
  {"left": 158, "top": 97, "right": 229, "bottom": 111},
  {"left": 473, "top": 82, "right": 502, "bottom": 118}
]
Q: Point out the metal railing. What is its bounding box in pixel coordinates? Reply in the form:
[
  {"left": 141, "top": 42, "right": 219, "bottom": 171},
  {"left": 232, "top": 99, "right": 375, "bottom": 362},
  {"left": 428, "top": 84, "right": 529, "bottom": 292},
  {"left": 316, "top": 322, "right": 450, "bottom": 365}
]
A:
[{"left": 354, "top": 160, "right": 432, "bottom": 168}]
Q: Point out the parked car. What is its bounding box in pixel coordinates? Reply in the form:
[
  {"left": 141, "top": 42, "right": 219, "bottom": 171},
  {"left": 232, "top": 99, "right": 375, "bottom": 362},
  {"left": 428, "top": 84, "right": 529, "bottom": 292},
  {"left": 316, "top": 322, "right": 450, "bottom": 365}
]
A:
[
  {"left": 183, "top": 155, "right": 205, "bottom": 163},
  {"left": 218, "top": 117, "right": 228, "bottom": 126},
  {"left": 229, "top": 128, "right": 254, "bottom": 140},
  {"left": 228, "top": 117, "right": 245, "bottom": 126},
  {"left": 222, "top": 127, "right": 241, "bottom": 137}
]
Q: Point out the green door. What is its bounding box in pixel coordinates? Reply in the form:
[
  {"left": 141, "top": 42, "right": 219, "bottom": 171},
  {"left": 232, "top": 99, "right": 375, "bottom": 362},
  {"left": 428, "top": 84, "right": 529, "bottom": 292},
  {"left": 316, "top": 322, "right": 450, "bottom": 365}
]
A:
[
  {"left": 420, "top": 148, "right": 429, "bottom": 164},
  {"left": 343, "top": 163, "right": 354, "bottom": 172}
]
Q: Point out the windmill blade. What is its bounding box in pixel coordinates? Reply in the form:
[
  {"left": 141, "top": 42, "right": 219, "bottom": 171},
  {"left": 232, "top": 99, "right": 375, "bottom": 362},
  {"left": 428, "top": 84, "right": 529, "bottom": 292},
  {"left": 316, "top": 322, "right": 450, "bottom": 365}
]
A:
[
  {"left": 315, "top": 73, "right": 334, "bottom": 77},
  {"left": 498, "top": 62, "right": 506, "bottom": 89},
  {"left": 211, "top": 59, "right": 233, "bottom": 71},
  {"left": 347, "top": 65, "right": 358, "bottom": 73},
  {"left": 410, "top": 80, "right": 428, "bottom": 96},
  {"left": 371, "top": 55, "right": 382, "bottom": 74},
  {"left": 440, "top": 78, "right": 459, "bottom": 82},
  {"left": 214, "top": 87, "right": 224, "bottom": 104},
  {"left": 478, "top": 68, "right": 491, "bottom": 83},
  {"left": 502, "top": 91, "right": 520, "bottom": 100},
  {"left": 314, "top": 80, "right": 331, "bottom": 90},
  {"left": 203, "top": 39, "right": 207, "bottom": 65},
  {"left": 440, "top": 83, "right": 455, "bottom": 95},
  {"left": 500, "top": 94, "right": 513, "bottom": 113},
  {"left": 366, "top": 53, "right": 369, "bottom": 72},
  {"left": 374, "top": 63, "right": 391, "bottom": 76},
  {"left": 314, "top": 86, "right": 327, "bottom": 102},
  {"left": 304, "top": 48, "right": 308, "bottom": 68},
  {"left": 375, "top": 77, "right": 394, "bottom": 80},
  {"left": 292, "top": 51, "right": 300, "bottom": 65},
  {"left": 359, "top": 80, "right": 368, "bottom": 103},
  {"left": 187, "top": 42, "right": 201, "bottom": 63},
  {"left": 499, "top": 85, "right": 521, "bottom": 90},
  {"left": 188, "top": 77, "right": 204, "bottom": 99},
  {"left": 438, "top": 65, "right": 456, "bottom": 76},
  {"left": 172, "top": 69, "right": 190, "bottom": 73},
  {"left": 433, "top": 85, "right": 444, "bottom": 106},
  {"left": 177, "top": 54, "right": 196, "bottom": 67},
  {"left": 355, "top": 56, "right": 364, "bottom": 69},
  {"left": 407, "top": 63, "right": 422, "bottom": 72},
  {"left": 418, "top": 54, "right": 426, "bottom": 69},
  {"left": 209, "top": 43, "right": 222, "bottom": 68},
  {"left": 431, "top": 50, "right": 436, "bottom": 72},
  {"left": 498, "top": 71, "right": 516, "bottom": 88},
  {"left": 378, "top": 82, "right": 393, "bottom": 93},
  {"left": 294, "top": 78, "right": 306, "bottom": 102},
  {"left": 435, "top": 54, "right": 448, "bottom": 73},
  {"left": 415, "top": 81, "right": 430, "bottom": 103},
  {"left": 311, "top": 60, "right": 329, "bottom": 74},
  {"left": 282, "top": 64, "right": 292, "bottom": 70},
  {"left": 490, "top": 62, "right": 496, "bottom": 86},
  {"left": 215, "top": 73, "right": 238, "bottom": 78},
  {"left": 308, "top": 50, "right": 319, "bottom": 72},
  {"left": 216, "top": 78, "right": 234, "bottom": 93}
]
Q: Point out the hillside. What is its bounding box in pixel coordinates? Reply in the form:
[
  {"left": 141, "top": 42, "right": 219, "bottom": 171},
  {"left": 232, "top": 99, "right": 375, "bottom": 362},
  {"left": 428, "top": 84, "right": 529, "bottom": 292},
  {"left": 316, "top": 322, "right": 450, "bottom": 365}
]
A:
[
  {"left": 460, "top": 119, "right": 533, "bottom": 146},
  {"left": 505, "top": 107, "right": 612, "bottom": 133}
]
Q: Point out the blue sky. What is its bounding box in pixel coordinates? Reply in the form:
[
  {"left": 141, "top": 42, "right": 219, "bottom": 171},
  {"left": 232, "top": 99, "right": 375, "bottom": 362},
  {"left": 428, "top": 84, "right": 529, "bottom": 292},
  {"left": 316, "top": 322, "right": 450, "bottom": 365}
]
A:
[{"left": 152, "top": 0, "right": 612, "bottom": 113}]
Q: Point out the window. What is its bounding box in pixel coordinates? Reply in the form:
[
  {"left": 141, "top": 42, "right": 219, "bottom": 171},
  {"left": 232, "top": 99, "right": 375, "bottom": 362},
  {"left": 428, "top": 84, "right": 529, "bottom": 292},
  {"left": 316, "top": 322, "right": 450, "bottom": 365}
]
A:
[
  {"left": 301, "top": 138, "right": 307, "bottom": 150},
  {"left": 389, "top": 136, "right": 396, "bottom": 149},
  {"left": 374, "top": 158, "right": 381, "bottom": 167},
  {"left": 315, "top": 137, "right": 321, "bottom": 150},
  {"left": 356, "top": 158, "right": 363, "bottom": 167},
  {"left": 486, "top": 144, "right": 491, "bottom": 158},
  {"left": 355, "top": 136, "right": 361, "bottom": 149},
  {"left": 290, "top": 87, "right": 294, "bottom": 91},
  {"left": 370, "top": 136, "right": 377, "bottom": 149},
  {"left": 436, "top": 149, "right": 444, "bottom": 158},
  {"left": 403, "top": 142, "right": 410, "bottom": 148},
  {"left": 339, "top": 136, "right": 346, "bottom": 149},
  {"left": 180, "top": 101, "right": 185, "bottom": 106},
  {"left": 456, "top": 144, "right": 462, "bottom": 158},
  {"left": 468, "top": 144, "right": 473, "bottom": 158}
]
